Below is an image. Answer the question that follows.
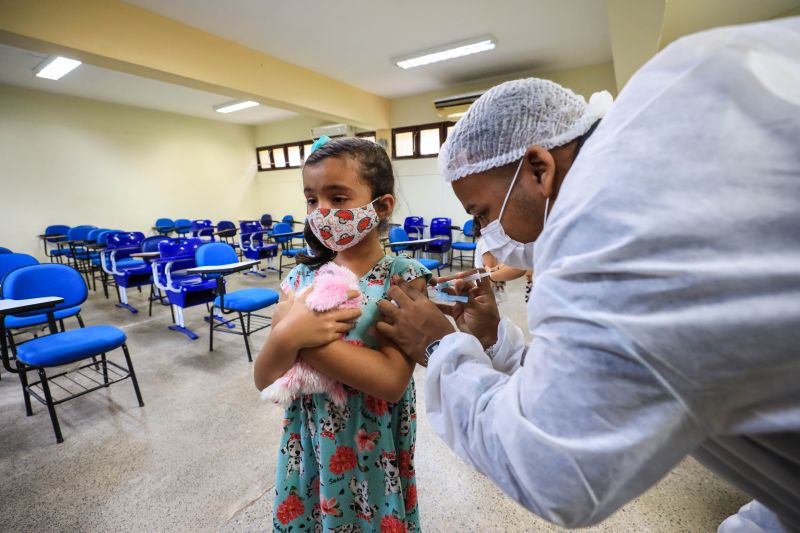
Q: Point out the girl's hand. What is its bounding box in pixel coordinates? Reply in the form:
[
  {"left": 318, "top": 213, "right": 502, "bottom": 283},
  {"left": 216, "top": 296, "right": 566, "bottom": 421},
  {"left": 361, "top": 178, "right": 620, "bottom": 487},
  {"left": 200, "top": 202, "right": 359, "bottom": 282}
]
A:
[{"left": 275, "top": 287, "right": 362, "bottom": 350}]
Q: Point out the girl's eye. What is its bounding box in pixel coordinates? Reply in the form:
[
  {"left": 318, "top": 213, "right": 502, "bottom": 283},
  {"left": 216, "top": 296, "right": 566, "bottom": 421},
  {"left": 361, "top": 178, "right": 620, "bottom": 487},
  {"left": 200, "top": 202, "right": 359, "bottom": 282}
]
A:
[
  {"left": 306, "top": 198, "right": 317, "bottom": 206},
  {"left": 332, "top": 196, "right": 348, "bottom": 205}
]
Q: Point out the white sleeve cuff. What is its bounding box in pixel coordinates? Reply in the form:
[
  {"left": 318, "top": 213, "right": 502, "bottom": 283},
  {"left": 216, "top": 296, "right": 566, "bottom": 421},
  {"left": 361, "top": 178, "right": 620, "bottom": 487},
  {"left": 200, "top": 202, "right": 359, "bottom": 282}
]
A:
[{"left": 486, "top": 317, "right": 527, "bottom": 374}]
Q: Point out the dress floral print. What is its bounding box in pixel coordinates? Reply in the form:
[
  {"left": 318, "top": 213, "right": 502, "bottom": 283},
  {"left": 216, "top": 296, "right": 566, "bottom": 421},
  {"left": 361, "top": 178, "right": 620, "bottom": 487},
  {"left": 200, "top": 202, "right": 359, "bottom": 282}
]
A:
[{"left": 273, "top": 255, "right": 431, "bottom": 532}]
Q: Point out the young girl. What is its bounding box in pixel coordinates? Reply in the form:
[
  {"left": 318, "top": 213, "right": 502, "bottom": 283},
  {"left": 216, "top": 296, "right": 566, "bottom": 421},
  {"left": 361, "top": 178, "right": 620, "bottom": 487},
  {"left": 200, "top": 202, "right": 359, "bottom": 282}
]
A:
[{"left": 255, "top": 137, "right": 430, "bottom": 533}]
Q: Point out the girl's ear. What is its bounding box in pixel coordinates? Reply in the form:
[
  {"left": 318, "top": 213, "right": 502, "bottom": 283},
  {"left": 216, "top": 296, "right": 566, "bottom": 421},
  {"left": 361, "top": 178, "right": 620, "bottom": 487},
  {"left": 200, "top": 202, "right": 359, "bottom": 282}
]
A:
[{"left": 375, "top": 194, "right": 395, "bottom": 220}]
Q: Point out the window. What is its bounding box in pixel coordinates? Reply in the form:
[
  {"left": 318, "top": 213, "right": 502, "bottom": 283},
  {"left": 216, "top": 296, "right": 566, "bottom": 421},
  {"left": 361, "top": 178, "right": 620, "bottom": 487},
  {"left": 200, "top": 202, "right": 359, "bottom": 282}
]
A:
[
  {"left": 256, "top": 139, "right": 313, "bottom": 171},
  {"left": 256, "top": 132, "right": 383, "bottom": 171},
  {"left": 390, "top": 122, "right": 455, "bottom": 159},
  {"left": 394, "top": 131, "right": 414, "bottom": 158},
  {"left": 272, "top": 147, "right": 286, "bottom": 168},
  {"left": 419, "top": 127, "right": 440, "bottom": 155},
  {"left": 356, "top": 131, "right": 377, "bottom": 143},
  {"left": 287, "top": 145, "right": 302, "bottom": 167},
  {"left": 257, "top": 148, "right": 271, "bottom": 170}
]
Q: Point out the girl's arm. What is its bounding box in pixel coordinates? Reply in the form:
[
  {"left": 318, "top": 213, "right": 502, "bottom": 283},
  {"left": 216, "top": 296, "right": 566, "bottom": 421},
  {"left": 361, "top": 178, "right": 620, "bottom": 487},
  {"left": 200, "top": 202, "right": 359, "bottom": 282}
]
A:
[
  {"left": 300, "top": 338, "right": 414, "bottom": 403},
  {"left": 299, "top": 277, "right": 427, "bottom": 403},
  {"left": 253, "top": 289, "right": 362, "bottom": 390}
]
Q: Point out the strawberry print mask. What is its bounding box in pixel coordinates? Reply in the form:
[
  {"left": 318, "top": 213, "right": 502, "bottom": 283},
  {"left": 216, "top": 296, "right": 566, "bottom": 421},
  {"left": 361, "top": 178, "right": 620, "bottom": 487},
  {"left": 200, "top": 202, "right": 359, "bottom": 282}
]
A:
[{"left": 307, "top": 197, "right": 382, "bottom": 252}]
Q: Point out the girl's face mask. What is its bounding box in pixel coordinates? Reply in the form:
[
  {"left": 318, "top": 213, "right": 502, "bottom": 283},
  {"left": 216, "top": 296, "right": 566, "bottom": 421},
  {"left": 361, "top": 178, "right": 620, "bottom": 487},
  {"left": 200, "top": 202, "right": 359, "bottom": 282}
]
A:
[{"left": 307, "top": 197, "right": 382, "bottom": 252}]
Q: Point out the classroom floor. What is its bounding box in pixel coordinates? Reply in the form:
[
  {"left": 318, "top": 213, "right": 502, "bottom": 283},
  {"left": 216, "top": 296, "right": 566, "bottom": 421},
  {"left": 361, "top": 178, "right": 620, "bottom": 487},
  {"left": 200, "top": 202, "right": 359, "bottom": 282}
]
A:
[{"left": 0, "top": 269, "right": 748, "bottom": 532}]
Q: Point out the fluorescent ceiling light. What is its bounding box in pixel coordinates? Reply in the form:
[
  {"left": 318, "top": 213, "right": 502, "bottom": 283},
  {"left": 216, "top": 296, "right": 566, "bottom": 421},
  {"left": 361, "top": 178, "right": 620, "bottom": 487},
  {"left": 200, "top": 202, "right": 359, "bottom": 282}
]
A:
[
  {"left": 35, "top": 57, "right": 82, "bottom": 80},
  {"left": 394, "top": 35, "right": 496, "bottom": 69},
  {"left": 214, "top": 100, "right": 259, "bottom": 113}
]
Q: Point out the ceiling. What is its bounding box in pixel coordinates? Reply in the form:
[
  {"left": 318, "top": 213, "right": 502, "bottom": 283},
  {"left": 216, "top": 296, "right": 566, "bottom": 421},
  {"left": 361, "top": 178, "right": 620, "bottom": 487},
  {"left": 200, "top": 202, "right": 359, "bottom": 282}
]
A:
[
  {"left": 0, "top": 43, "right": 298, "bottom": 125},
  {"left": 124, "top": 0, "right": 613, "bottom": 98}
]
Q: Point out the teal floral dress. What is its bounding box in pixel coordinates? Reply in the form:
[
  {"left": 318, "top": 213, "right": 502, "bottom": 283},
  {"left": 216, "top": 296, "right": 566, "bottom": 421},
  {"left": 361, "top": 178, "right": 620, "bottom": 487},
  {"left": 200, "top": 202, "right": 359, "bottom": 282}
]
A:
[{"left": 273, "top": 255, "right": 431, "bottom": 533}]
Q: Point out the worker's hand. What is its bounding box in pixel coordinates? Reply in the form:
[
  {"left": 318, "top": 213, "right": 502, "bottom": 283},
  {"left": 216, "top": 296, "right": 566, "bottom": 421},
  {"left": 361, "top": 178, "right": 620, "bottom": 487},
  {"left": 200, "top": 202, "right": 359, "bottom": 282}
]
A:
[
  {"left": 376, "top": 276, "right": 455, "bottom": 366},
  {"left": 274, "top": 287, "right": 362, "bottom": 350},
  {"left": 436, "top": 272, "right": 500, "bottom": 349}
]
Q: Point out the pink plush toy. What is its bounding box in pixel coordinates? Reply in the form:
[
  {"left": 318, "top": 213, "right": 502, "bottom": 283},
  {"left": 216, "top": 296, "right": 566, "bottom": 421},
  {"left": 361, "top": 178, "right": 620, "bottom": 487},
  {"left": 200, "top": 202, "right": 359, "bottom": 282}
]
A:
[{"left": 261, "top": 262, "right": 362, "bottom": 407}]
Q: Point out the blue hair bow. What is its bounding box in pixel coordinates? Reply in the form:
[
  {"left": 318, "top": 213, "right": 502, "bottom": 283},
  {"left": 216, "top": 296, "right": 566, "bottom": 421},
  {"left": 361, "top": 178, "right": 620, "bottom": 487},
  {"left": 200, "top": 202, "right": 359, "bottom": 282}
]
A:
[{"left": 309, "top": 135, "right": 331, "bottom": 154}]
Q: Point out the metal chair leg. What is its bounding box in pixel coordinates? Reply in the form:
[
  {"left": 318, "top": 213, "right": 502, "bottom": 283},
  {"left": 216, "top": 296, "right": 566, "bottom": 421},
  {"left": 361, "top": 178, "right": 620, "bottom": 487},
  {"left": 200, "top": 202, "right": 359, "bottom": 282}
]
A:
[
  {"left": 209, "top": 304, "right": 215, "bottom": 352},
  {"left": 38, "top": 368, "right": 64, "bottom": 444},
  {"left": 18, "top": 365, "right": 33, "bottom": 416},
  {"left": 121, "top": 344, "right": 144, "bottom": 407},
  {"left": 100, "top": 353, "right": 109, "bottom": 384},
  {"left": 239, "top": 312, "right": 253, "bottom": 362},
  {"left": 77, "top": 313, "right": 85, "bottom": 328}
]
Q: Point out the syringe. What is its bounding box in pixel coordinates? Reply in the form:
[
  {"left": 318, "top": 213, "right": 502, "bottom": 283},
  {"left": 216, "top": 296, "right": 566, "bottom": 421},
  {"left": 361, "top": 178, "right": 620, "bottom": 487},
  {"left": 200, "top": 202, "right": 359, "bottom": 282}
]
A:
[{"left": 435, "top": 270, "right": 492, "bottom": 290}]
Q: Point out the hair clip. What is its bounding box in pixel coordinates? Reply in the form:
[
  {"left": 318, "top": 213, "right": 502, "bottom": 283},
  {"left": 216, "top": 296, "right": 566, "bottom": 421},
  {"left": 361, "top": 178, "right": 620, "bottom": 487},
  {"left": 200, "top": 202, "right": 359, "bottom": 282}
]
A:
[{"left": 309, "top": 135, "right": 331, "bottom": 154}]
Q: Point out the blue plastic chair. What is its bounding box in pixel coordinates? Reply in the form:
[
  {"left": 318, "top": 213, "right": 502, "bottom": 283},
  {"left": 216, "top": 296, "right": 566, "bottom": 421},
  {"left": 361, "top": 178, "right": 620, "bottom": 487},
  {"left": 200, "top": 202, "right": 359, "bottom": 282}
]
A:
[
  {"left": 173, "top": 219, "right": 193, "bottom": 237},
  {"left": 151, "top": 238, "right": 217, "bottom": 340},
  {"left": 389, "top": 228, "right": 440, "bottom": 275},
  {"left": 1, "top": 254, "right": 84, "bottom": 339},
  {"left": 272, "top": 222, "right": 305, "bottom": 279},
  {"left": 100, "top": 232, "right": 149, "bottom": 314},
  {"left": 404, "top": 216, "right": 426, "bottom": 240},
  {"left": 239, "top": 221, "right": 278, "bottom": 278},
  {"left": 40, "top": 224, "right": 71, "bottom": 263},
  {"left": 282, "top": 215, "right": 300, "bottom": 228},
  {"left": 451, "top": 219, "right": 477, "bottom": 268},
  {"left": 0, "top": 247, "right": 11, "bottom": 254},
  {"left": 0, "top": 264, "right": 144, "bottom": 443},
  {"left": 62, "top": 225, "right": 98, "bottom": 287},
  {"left": 154, "top": 218, "right": 175, "bottom": 236},
  {"left": 260, "top": 214, "right": 273, "bottom": 231},
  {"left": 140, "top": 236, "right": 172, "bottom": 316},
  {"left": 426, "top": 217, "right": 453, "bottom": 270},
  {"left": 195, "top": 243, "right": 280, "bottom": 361},
  {"left": 191, "top": 219, "right": 215, "bottom": 240}
]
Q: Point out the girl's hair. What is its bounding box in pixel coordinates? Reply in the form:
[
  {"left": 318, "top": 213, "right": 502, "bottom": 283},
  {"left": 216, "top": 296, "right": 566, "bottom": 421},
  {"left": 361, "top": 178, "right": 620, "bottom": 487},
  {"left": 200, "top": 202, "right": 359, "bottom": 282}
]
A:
[{"left": 297, "top": 137, "right": 395, "bottom": 268}]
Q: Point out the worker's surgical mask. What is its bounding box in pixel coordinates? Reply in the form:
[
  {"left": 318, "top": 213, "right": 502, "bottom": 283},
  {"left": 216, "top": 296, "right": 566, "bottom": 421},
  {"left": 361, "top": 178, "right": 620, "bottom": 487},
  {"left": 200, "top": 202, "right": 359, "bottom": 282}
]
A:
[
  {"left": 307, "top": 197, "right": 382, "bottom": 252},
  {"left": 480, "top": 159, "right": 549, "bottom": 269}
]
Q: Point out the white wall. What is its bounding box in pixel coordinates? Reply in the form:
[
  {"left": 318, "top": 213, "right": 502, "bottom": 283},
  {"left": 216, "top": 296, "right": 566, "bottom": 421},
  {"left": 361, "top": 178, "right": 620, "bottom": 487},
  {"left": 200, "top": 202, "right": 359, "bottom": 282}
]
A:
[{"left": 0, "top": 84, "right": 258, "bottom": 259}]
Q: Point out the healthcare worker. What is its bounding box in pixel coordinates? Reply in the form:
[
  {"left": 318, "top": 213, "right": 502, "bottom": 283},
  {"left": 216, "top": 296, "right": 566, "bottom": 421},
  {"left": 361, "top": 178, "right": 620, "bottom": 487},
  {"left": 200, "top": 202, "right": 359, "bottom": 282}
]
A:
[{"left": 376, "top": 17, "right": 800, "bottom": 531}]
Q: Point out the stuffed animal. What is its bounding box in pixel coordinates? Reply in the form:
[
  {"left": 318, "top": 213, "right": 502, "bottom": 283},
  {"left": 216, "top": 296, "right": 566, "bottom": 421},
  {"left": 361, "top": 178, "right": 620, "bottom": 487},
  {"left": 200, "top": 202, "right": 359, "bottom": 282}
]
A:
[{"left": 262, "top": 262, "right": 362, "bottom": 407}]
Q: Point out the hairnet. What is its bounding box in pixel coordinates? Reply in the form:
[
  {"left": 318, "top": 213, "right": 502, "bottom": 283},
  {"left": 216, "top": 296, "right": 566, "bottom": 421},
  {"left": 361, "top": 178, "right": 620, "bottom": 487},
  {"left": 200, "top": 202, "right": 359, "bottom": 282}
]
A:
[{"left": 438, "top": 78, "right": 613, "bottom": 182}]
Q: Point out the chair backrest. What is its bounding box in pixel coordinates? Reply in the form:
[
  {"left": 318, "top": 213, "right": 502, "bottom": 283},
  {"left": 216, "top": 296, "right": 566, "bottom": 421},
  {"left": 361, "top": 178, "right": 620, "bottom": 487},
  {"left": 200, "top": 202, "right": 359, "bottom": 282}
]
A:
[
  {"left": 240, "top": 221, "right": 264, "bottom": 246},
  {"left": 404, "top": 216, "right": 425, "bottom": 239},
  {"left": 0, "top": 253, "right": 39, "bottom": 284},
  {"left": 0, "top": 247, "right": 11, "bottom": 254},
  {"left": 86, "top": 228, "right": 109, "bottom": 243},
  {"left": 173, "top": 219, "right": 192, "bottom": 233},
  {"left": 44, "top": 224, "right": 71, "bottom": 244},
  {"left": 106, "top": 232, "right": 145, "bottom": 250},
  {"left": 155, "top": 217, "right": 174, "bottom": 229},
  {"left": 1, "top": 264, "right": 88, "bottom": 314},
  {"left": 66, "top": 225, "right": 97, "bottom": 242},
  {"left": 462, "top": 219, "right": 475, "bottom": 238},
  {"left": 272, "top": 222, "right": 293, "bottom": 244},
  {"left": 389, "top": 227, "right": 410, "bottom": 253},
  {"left": 217, "top": 220, "right": 235, "bottom": 232},
  {"left": 141, "top": 236, "right": 170, "bottom": 253},
  {"left": 158, "top": 237, "right": 205, "bottom": 259},
  {"left": 96, "top": 230, "right": 122, "bottom": 246},
  {"left": 260, "top": 214, "right": 273, "bottom": 229},
  {"left": 196, "top": 242, "right": 237, "bottom": 266},
  {"left": 282, "top": 215, "right": 294, "bottom": 225},
  {"left": 430, "top": 218, "right": 452, "bottom": 239},
  {"left": 192, "top": 219, "right": 212, "bottom": 231}
]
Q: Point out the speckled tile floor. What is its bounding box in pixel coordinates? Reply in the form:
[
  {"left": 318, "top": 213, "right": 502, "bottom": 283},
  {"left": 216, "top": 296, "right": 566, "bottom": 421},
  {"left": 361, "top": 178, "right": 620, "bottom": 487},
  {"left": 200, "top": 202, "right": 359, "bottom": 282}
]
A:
[{"left": 0, "top": 271, "right": 748, "bottom": 532}]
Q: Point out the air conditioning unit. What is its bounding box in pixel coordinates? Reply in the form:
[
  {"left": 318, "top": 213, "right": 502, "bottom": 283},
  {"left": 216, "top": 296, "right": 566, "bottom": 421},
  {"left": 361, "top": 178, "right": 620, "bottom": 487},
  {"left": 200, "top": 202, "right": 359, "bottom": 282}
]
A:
[
  {"left": 434, "top": 90, "right": 484, "bottom": 119},
  {"left": 310, "top": 123, "right": 353, "bottom": 139}
]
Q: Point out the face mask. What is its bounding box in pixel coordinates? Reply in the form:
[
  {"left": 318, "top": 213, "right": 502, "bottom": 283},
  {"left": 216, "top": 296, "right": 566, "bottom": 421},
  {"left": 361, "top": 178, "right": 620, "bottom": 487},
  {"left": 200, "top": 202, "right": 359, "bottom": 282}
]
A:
[
  {"left": 480, "top": 159, "right": 549, "bottom": 269},
  {"left": 308, "top": 197, "right": 382, "bottom": 252}
]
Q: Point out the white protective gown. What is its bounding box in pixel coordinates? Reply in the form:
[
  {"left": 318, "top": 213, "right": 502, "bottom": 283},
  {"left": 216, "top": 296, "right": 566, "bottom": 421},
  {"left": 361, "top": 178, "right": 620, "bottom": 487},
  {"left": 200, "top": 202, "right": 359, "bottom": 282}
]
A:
[{"left": 426, "top": 17, "right": 800, "bottom": 530}]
